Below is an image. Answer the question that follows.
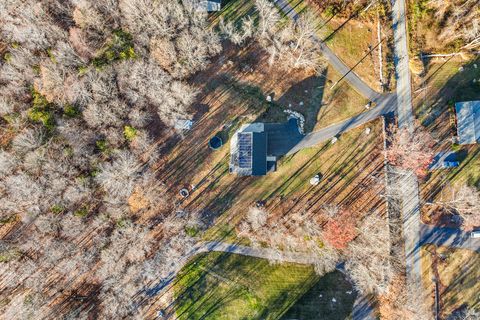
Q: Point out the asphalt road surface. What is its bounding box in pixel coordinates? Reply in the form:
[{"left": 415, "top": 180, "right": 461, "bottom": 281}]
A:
[
  {"left": 390, "top": 0, "right": 423, "bottom": 307},
  {"left": 391, "top": 0, "right": 414, "bottom": 132}
]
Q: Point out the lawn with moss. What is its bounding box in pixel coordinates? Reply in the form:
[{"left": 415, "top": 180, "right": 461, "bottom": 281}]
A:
[{"left": 174, "top": 252, "right": 354, "bottom": 320}]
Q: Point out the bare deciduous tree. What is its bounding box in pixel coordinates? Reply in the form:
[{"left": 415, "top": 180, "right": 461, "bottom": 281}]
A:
[
  {"left": 95, "top": 151, "right": 142, "bottom": 204},
  {"left": 254, "top": 1, "right": 326, "bottom": 72},
  {"left": 219, "top": 16, "right": 255, "bottom": 45},
  {"left": 427, "top": 0, "right": 480, "bottom": 50},
  {"left": 346, "top": 212, "right": 393, "bottom": 294},
  {"left": 436, "top": 184, "right": 480, "bottom": 231},
  {"left": 255, "top": 0, "right": 281, "bottom": 39},
  {"left": 0, "top": 97, "right": 15, "bottom": 116},
  {"left": 385, "top": 124, "right": 435, "bottom": 177}
]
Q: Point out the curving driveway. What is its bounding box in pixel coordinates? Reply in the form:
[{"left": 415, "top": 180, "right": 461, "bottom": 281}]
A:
[
  {"left": 273, "top": 0, "right": 383, "bottom": 103},
  {"left": 274, "top": 0, "right": 396, "bottom": 156},
  {"left": 287, "top": 94, "right": 396, "bottom": 154}
]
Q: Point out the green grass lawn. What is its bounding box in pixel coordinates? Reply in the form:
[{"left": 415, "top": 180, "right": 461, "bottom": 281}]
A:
[
  {"left": 174, "top": 252, "right": 354, "bottom": 320},
  {"left": 315, "top": 67, "right": 369, "bottom": 129}
]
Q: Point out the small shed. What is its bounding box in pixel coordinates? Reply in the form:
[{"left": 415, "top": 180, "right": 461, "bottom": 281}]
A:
[
  {"left": 193, "top": 0, "right": 222, "bottom": 12},
  {"left": 455, "top": 101, "right": 480, "bottom": 145},
  {"left": 174, "top": 119, "right": 193, "bottom": 130}
]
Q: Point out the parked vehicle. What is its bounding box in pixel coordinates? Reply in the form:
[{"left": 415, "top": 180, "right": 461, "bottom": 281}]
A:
[{"left": 470, "top": 231, "right": 480, "bottom": 239}]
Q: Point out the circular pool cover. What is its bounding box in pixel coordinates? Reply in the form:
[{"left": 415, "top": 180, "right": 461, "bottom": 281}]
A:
[{"left": 209, "top": 136, "right": 223, "bottom": 150}]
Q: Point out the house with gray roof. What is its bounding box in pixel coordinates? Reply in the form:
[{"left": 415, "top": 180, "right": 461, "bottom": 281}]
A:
[
  {"left": 455, "top": 101, "right": 480, "bottom": 145},
  {"left": 230, "top": 123, "right": 269, "bottom": 176},
  {"left": 229, "top": 119, "right": 304, "bottom": 176}
]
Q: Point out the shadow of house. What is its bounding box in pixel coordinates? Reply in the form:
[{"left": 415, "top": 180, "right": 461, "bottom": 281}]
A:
[{"left": 275, "top": 72, "right": 328, "bottom": 134}]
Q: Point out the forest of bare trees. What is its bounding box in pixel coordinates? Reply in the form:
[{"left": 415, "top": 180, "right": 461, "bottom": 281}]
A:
[
  {"left": 425, "top": 0, "right": 480, "bottom": 50},
  {"left": 0, "top": 0, "right": 220, "bottom": 318},
  {"left": 220, "top": 0, "right": 326, "bottom": 73}
]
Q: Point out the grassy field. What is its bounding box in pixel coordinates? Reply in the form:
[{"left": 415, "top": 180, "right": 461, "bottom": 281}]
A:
[
  {"left": 174, "top": 252, "right": 354, "bottom": 320},
  {"left": 314, "top": 67, "right": 369, "bottom": 129},
  {"left": 421, "top": 245, "right": 480, "bottom": 318}
]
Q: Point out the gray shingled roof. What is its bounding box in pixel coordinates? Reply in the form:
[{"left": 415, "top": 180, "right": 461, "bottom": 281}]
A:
[
  {"left": 233, "top": 132, "right": 267, "bottom": 176},
  {"left": 455, "top": 101, "right": 480, "bottom": 145}
]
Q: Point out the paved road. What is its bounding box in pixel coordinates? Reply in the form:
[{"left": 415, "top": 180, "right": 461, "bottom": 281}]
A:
[
  {"left": 391, "top": 0, "right": 414, "bottom": 132},
  {"left": 398, "top": 170, "right": 422, "bottom": 298},
  {"left": 420, "top": 224, "right": 480, "bottom": 252},
  {"left": 274, "top": 0, "right": 382, "bottom": 103},
  {"left": 287, "top": 93, "right": 396, "bottom": 154},
  {"left": 390, "top": 0, "right": 423, "bottom": 308}
]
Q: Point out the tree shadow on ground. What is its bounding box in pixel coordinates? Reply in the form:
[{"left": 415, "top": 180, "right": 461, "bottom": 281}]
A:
[
  {"left": 281, "top": 270, "right": 356, "bottom": 320},
  {"left": 419, "top": 58, "right": 480, "bottom": 204},
  {"left": 274, "top": 70, "right": 328, "bottom": 134}
]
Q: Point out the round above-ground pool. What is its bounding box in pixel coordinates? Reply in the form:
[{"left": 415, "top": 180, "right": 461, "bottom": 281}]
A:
[
  {"left": 179, "top": 188, "right": 189, "bottom": 198},
  {"left": 209, "top": 136, "right": 223, "bottom": 150}
]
